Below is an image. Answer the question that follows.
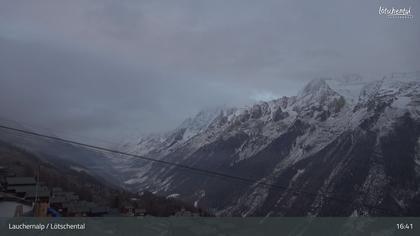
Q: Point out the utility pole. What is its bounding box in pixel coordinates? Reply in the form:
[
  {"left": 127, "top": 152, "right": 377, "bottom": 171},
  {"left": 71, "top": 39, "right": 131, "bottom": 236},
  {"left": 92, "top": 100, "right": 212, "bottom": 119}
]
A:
[
  {"left": 35, "top": 163, "right": 40, "bottom": 203},
  {"left": 33, "top": 163, "right": 48, "bottom": 217}
]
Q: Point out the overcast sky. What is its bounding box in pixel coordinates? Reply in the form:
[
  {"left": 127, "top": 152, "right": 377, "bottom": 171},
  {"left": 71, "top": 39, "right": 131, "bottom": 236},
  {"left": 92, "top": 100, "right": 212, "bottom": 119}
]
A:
[{"left": 0, "top": 0, "right": 419, "bottom": 145}]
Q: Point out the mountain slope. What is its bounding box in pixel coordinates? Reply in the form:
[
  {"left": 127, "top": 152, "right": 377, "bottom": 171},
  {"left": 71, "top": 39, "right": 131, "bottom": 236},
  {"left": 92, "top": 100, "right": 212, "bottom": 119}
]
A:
[
  {"left": 0, "top": 123, "right": 123, "bottom": 187},
  {"left": 0, "top": 140, "right": 210, "bottom": 216},
  {"left": 118, "top": 72, "right": 420, "bottom": 216}
]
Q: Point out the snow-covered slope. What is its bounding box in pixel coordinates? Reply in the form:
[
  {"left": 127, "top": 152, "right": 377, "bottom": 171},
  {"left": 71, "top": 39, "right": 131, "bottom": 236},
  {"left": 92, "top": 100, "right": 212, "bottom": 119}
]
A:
[
  {"left": 120, "top": 106, "right": 235, "bottom": 156},
  {"left": 116, "top": 71, "right": 420, "bottom": 216}
]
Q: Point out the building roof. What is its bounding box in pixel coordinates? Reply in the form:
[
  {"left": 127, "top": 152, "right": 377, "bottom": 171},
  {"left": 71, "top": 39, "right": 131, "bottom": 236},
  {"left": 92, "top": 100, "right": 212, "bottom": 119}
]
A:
[
  {"left": 8, "top": 185, "right": 36, "bottom": 193},
  {"left": 6, "top": 177, "right": 36, "bottom": 186}
]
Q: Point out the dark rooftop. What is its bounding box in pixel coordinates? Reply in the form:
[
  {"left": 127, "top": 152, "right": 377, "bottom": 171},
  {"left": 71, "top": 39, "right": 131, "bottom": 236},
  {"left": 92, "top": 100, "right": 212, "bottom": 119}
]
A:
[
  {"left": 6, "top": 177, "right": 36, "bottom": 186},
  {"left": 8, "top": 185, "right": 36, "bottom": 193}
]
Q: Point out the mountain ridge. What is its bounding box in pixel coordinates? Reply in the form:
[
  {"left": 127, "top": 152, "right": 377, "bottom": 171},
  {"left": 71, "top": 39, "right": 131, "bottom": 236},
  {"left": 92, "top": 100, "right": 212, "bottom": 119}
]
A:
[{"left": 116, "top": 72, "right": 420, "bottom": 216}]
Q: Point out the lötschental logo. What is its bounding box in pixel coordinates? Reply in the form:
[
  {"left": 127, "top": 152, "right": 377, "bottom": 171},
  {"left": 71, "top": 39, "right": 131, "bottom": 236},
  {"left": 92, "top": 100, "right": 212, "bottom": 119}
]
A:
[{"left": 379, "top": 6, "right": 413, "bottom": 19}]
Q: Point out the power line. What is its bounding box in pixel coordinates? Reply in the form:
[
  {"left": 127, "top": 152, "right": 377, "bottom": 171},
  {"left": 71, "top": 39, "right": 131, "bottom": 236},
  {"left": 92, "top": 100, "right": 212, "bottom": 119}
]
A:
[
  {"left": 0, "top": 117, "right": 121, "bottom": 148},
  {"left": 0, "top": 124, "right": 395, "bottom": 215}
]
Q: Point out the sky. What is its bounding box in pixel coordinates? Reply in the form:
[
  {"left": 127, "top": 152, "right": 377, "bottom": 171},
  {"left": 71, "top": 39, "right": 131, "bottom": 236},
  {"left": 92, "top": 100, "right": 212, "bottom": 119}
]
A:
[{"left": 0, "top": 0, "right": 419, "bottom": 145}]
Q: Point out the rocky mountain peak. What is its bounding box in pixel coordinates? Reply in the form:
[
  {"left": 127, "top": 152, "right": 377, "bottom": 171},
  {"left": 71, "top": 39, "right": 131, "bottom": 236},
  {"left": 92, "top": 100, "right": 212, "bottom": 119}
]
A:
[
  {"left": 114, "top": 72, "right": 420, "bottom": 217},
  {"left": 298, "top": 78, "right": 331, "bottom": 98}
]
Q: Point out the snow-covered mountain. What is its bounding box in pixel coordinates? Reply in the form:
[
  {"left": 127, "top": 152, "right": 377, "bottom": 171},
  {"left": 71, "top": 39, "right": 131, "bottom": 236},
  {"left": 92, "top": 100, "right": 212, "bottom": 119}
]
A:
[
  {"left": 116, "top": 71, "right": 420, "bottom": 216},
  {"left": 120, "top": 106, "right": 236, "bottom": 157}
]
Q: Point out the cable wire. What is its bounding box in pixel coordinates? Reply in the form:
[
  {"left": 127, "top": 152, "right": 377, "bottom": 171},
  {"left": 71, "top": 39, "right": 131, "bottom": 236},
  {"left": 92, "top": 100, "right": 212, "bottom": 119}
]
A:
[{"left": 0, "top": 124, "right": 395, "bottom": 215}]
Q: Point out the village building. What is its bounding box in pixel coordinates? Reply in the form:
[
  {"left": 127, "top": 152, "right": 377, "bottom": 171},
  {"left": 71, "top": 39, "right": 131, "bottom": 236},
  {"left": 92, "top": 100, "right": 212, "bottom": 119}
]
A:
[
  {"left": 24, "top": 186, "right": 50, "bottom": 202},
  {"left": 90, "top": 206, "right": 109, "bottom": 217},
  {"left": 174, "top": 208, "right": 194, "bottom": 217},
  {"left": 134, "top": 208, "right": 146, "bottom": 216},
  {"left": 5, "top": 177, "right": 36, "bottom": 191},
  {"left": 121, "top": 204, "right": 135, "bottom": 216},
  {"left": 2, "top": 175, "right": 110, "bottom": 217}
]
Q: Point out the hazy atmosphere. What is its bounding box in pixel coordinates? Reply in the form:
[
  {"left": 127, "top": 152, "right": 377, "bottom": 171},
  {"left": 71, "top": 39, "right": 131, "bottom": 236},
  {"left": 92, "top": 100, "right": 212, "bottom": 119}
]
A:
[{"left": 1, "top": 0, "right": 419, "bottom": 144}]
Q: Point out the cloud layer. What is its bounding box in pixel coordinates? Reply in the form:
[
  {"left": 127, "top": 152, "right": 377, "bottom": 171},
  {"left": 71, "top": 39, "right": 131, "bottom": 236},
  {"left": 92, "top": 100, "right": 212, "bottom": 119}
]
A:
[{"left": 0, "top": 0, "right": 419, "bottom": 144}]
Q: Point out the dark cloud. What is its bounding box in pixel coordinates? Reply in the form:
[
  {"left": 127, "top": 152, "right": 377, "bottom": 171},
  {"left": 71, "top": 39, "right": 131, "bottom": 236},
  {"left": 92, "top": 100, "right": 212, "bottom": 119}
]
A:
[{"left": 0, "top": 0, "right": 419, "bottom": 144}]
